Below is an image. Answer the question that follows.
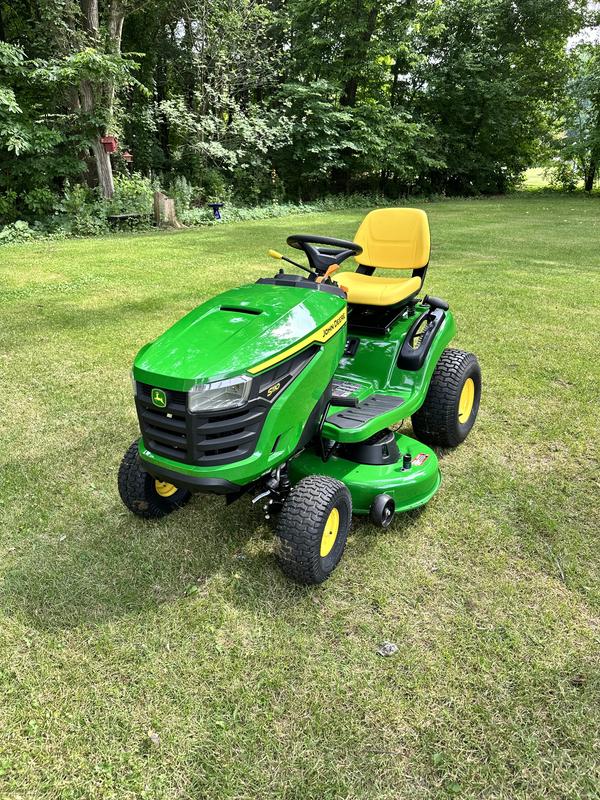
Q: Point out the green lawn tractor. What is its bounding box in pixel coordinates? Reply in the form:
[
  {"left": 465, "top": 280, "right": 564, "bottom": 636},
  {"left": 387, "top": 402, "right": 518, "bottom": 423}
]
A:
[{"left": 119, "top": 208, "right": 481, "bottom": 584}]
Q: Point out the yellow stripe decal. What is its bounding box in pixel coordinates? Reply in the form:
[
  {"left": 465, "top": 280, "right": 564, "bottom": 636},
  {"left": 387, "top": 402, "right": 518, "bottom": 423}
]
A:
[{"left": 248, "top": 308, "right": 347, "bottom": 375}]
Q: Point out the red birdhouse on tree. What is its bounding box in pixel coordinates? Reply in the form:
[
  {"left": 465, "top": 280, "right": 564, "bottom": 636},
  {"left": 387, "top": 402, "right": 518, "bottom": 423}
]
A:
[{"left": 100, "top": 135, "right": 118, "bottom": 153}]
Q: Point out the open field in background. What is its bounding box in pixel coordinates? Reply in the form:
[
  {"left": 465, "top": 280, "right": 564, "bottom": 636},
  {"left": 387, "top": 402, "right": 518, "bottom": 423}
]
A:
[
  {"left": 1, "top": 194, "right": 599, "bottom": 799},
  {"left": 521, "top": 168, "right": 600, "bottom": 193},
  {"left": 522, "top": 167, "right": 552, "bottom": 189}
]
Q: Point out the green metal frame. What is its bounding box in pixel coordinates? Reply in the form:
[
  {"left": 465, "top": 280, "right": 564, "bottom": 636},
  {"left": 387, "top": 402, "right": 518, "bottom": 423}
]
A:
[
  {"left": 133, "top": 282, "right": 346, "bottom": 391},
  {"left": 135, "top": 282, "right": 347, "bottom": 483},
  {"left": 323, "top": 304, "right": 456, "bottom": 443},
  {"left": 138, "top": 326, "right": 345, "bottom": 486},
  {"left": 131, "top": 280, "right": 455, "bottom": 515}
]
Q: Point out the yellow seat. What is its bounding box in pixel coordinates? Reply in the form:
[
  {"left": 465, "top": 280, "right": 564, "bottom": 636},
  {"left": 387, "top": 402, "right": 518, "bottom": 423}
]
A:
[
  {"left": 337, "top": 272, "right": 422, "bottom": 306},
  {"left": 339, "top": 208, "right": 430, "bottom": 306}
]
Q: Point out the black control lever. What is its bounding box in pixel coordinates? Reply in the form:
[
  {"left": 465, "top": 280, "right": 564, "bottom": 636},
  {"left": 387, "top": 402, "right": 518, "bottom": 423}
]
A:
[
  {"left": 268, "top": 249, "right": 315, "bottom": 276},
  {"left": 317, "top": 395, "right": 358, "bottom": 462}
]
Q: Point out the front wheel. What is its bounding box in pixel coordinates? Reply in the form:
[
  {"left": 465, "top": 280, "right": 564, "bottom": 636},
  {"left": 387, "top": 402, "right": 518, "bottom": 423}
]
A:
[
  {"left": 411, "top": 348, "right": 481, "bottom": 447},
  {"left": 118, "top": 440, "right": 191, "bottom": 519},
  {"left": 276, "top": 475, "right": 352, "bottom": 584}
]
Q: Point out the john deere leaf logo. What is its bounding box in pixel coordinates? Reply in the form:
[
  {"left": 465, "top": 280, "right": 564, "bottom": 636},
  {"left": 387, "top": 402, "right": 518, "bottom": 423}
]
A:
[{"left": 151, "top": 388, "right": 167, "bottom": 408}]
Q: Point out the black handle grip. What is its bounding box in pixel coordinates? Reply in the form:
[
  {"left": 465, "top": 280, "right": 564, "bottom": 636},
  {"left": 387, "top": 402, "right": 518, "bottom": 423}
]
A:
[
  {"left": 424, "top": 295, "right": 449, "bottom": 311},
  {"left": 397, "top": 307, "right": 446, "bottom": 371}
]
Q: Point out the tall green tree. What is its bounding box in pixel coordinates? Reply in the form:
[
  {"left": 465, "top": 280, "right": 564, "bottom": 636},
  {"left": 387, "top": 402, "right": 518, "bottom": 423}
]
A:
[
  {"left": 0, "top": 0, "right": 140, "bottom": 199},
  {"left": 0, "top": 0, "right": 593, "bottom": 221},
  {"left": 550, "top": 43, "right": 600, "bottom": 191},
  {"left": 410, "top": 0, "right": 587, "bottom": 194}
]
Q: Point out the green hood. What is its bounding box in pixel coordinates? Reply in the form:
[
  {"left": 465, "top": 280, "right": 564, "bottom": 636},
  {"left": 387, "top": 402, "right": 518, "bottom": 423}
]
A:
[{"left": 133, "top": 282, "right": 346, "bottom": 391}]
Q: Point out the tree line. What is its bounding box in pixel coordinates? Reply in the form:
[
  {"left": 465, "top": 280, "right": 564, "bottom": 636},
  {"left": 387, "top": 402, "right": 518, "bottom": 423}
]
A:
[{"left": 0, "top": 0, "right": 598, "bottom": 228}]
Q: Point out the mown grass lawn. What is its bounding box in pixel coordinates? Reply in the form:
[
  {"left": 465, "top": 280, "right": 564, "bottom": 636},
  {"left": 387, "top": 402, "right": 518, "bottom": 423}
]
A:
[{"left": 1, "top": 194, "right": 599, "bottom": 799}]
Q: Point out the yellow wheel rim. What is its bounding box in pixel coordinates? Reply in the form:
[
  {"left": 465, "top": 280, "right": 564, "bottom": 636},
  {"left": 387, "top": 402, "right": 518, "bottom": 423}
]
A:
[
  {"left": 320, "top": 507, "right": 340, "bottom": 557},
  {"left": 458, "top": 378, "right": 475, "bottom": 424},
  {"left": 155, "top": 480, "right": 178, "bottom": 498}
]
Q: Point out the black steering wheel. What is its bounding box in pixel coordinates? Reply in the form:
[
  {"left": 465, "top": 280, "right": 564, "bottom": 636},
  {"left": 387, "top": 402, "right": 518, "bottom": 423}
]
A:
[{"left": 286, "top": 234, "right": 363, "bottom": 276}]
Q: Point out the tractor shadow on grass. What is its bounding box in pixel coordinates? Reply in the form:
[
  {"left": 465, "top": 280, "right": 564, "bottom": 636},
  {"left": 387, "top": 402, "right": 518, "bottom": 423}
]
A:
[
  {"left": 226, "top": 438, "right": 455, "bottom": 617},
  {"left": 1, "top": 433, "right": 452, "bottom": 631},
  {"left": 223, "top": 502, "right": 433, "bottom": 614},
  {"left": 1, "top": 480, "right": 433, "bottom": 632},
  {"left": 0, "top": 463, "right": 264, "bottom": 631}
]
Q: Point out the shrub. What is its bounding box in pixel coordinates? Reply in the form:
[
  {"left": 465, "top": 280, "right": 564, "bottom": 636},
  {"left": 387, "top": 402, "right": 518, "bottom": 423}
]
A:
[
  {"left": 179, "top": 207, "right": 215, "bottom": 226},
  {"left": 230, "top": 168, "right": 285, "bottom": 206},
  {"left": 59, "top": 184, "right": 109, "bottom": 236},
  {"left": 109, "top": 173, "right": 154, "bottom": 215},
  {"left": 0, "top": 220, "right": 37, "bottom": 244},
  {"left": 547, "top": 162, "right": 579, "bottom": 192},
  {"left": 179, "top": 196, "right": 389, "bottom": 227},
  {"left": 196, "top": 169, "right": 229, "bottom": 204},
  {"left": 170, "top": 175, "right": 194, "bottom": 215},
  {"left": 23, "top": 187, "right": 57, "bottom": 216},
  {"left": 0, "top": 190, "right": 18, "bottom": 223}
]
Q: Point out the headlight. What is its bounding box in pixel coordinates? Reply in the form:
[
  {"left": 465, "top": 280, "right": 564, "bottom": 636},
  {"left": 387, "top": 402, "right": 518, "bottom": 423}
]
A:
[
  {"left": 130, "top": 370, "right": 137, "bottom": 396},
  {"left": 188, "top": 375, "right": 252, "bottom": 412}
]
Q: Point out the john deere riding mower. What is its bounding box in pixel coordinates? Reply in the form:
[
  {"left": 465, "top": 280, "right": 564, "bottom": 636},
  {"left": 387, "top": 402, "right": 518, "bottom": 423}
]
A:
[{"left": 119, "top": 208, "right": 481, "bottom": 583}]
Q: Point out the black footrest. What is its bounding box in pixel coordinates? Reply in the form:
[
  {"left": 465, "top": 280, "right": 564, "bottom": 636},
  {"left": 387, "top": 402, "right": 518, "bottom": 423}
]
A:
[{"left": 327, "top": 394, "right": 404, "bottom": 429}]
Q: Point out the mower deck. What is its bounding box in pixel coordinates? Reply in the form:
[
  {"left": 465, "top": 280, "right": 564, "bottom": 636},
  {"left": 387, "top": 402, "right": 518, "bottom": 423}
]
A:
[{"left": 289, "top": 432, "right": 440, "bottom": 515}]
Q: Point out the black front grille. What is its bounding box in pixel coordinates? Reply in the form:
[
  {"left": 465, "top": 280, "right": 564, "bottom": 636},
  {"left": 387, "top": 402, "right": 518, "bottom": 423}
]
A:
[
  {"left": 136, "top": 383, "right": 189, "bottom": 462},
  {"left": 135, "top": 347, "right": 318, "bottom": 467},
  {"left": 135, "top": 382, "right": 270, "bottom": 466},
  {"left": 190, "top": 404, "right": 268, "bottom": 464}
]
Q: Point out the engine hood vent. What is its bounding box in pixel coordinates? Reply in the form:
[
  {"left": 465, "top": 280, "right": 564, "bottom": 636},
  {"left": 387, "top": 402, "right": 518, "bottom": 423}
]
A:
[{"left": 220, "top": 305, "right": 262, "bottom": 315}]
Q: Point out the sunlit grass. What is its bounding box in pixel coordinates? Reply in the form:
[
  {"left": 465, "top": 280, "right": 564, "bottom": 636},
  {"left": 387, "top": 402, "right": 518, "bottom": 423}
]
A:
[
  {"left": 522, "top": 166, "right": 552, "bottom": 188},
  {"left": 1, "top": 193, "right": 599, "bottom": 799}
]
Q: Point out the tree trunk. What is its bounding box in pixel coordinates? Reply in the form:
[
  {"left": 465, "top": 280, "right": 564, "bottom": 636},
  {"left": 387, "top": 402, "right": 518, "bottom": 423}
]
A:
[
  {"left": 108, "top": 1, "right": 125, "bottom": 50},
  {"left": 107, "top": 0, "right": 125, "bottom": 107},
  {"left": 340, "top": 5, "right": 378, "bottom": 108},
  {"left": 331, "top": 3, "right": 379, "bottom": 193},
  {"left": 81, "top": 0, "right": 99, "bottom": 37},
  {"left": 91, "top": 138, "right": 115, "bottom": 198},
  {"left": 154, "top": 191, "right": 183, "bottom": 228},
  {"left": 76, "top": 0, "right": 126, "bottom": 199},
  {"left": 390, "top": 56, "right": 401, "bottom": 108},
  {"left": 79, "top": 76, "right": 115, "bottom": 199},
  {"left": 584, "top": 163, "right": 596, "bottom": 192}
]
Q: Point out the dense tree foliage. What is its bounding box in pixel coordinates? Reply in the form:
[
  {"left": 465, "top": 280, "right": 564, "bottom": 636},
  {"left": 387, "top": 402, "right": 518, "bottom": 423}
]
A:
[
  {"left": 0, "top": 0, "right": 594, "bottom": 226},
  {"left": 548, "top": 42, "right": 600, "bottom": 190}
]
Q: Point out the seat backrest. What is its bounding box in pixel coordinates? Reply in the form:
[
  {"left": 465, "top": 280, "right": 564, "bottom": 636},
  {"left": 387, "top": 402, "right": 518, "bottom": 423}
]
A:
[{"left": 354, "top": 208, "right": 430, "bottom": 270}]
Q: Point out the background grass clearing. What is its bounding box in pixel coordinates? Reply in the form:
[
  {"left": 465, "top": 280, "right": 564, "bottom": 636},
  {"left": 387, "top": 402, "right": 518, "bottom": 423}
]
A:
[{"left": 1, "top": 194, "right": 599, "bottom": 799}]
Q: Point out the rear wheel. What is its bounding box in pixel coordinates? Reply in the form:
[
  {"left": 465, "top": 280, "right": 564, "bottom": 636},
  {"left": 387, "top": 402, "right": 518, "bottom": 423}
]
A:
[
  {"left": 276, "top": 475, "right": 352, "bottom": 584},
  {"left": 118, "top": 440, "right": 191, "bottom": 519},
  {"left": 411, "top": 348, "right": 481, "bottom": 447}
]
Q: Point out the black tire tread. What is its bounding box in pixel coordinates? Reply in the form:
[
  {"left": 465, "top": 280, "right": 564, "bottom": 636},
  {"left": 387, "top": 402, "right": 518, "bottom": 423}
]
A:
[
  {"left": 118, "top": 440, "right": 191, "bottom": 519},
  {"left": 277, "top": 475, "right": 351, "bottom": 584},
  {"left": 411, "top": 348, "right": 480, "bottom": 447}
]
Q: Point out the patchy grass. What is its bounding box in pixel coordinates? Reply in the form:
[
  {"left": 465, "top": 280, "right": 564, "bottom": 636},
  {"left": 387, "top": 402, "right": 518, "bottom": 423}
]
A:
[{"left": 1, "top": 194, "right": 599, "bottom": 799}]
